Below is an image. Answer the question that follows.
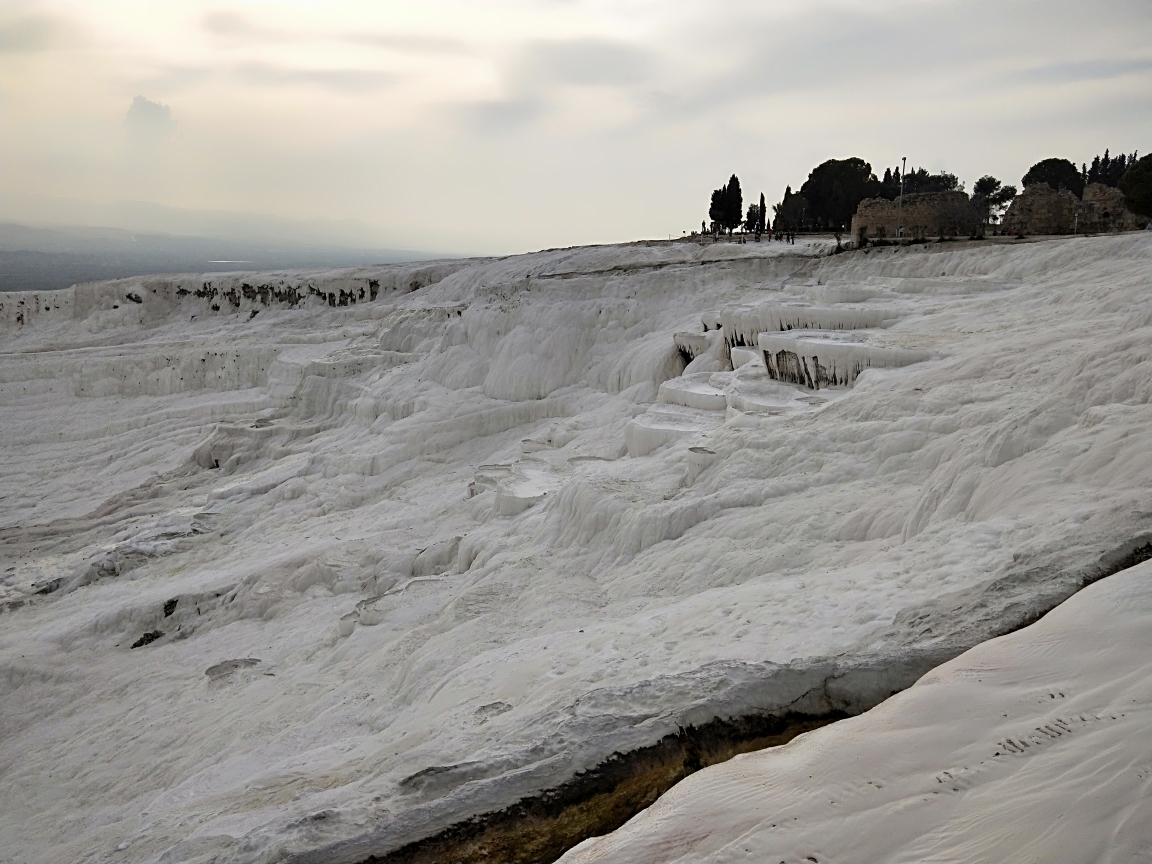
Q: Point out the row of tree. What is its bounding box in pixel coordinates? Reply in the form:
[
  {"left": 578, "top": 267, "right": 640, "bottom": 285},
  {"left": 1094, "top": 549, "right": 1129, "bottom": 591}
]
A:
[
  {"left": 706, "top": 148, "right": 1151, "bottom": 238},
  {"left": 1086, "top": 150, "right": 1138, "bottom": 188},
  {"left": 1018, "top": 151, "right": 1152, "bottom": 221},
  {"left": 767, "top": 158, "right": 994, "bottom": 236},
  {"left": 709, "top": 159, "right": 999, "bottom": 237},
  {"left": 1021, "top": 150, "right": 1140, "bottom": 199}
]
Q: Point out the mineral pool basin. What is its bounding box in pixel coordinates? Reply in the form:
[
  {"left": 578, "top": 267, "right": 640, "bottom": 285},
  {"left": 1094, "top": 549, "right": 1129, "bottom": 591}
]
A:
[
  {"left": 494, "top": 464, "right": 564, "bottom": 515},
  {"left": 758, "top": 330, "right": 930, "bottom": 388}
]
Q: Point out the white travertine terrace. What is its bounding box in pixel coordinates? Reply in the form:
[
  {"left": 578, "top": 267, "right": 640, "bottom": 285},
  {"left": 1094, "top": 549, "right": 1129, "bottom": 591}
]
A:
[
  {"left": 759, "top": 332, "right": 932, "bottom": 389},
  {"left": 2, "top": 235, "right": 1152, "bottom": 863},
  {"left": 561, "top": 558, "right": 1152, "bottom": 864},
  {"left": 721, "top": 301, "right": 899, "bottom": 350}
]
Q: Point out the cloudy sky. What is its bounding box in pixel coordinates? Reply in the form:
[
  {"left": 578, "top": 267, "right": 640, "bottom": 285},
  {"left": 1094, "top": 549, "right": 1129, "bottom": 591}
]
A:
[{"left": 2, "top": 0, "right": 1150, "bottom": 254}]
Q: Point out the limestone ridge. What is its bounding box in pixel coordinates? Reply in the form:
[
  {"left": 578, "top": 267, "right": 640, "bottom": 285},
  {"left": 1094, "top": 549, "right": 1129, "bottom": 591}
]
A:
[{"left": 0, "top": 259, "right": 469, "bottom": 329}]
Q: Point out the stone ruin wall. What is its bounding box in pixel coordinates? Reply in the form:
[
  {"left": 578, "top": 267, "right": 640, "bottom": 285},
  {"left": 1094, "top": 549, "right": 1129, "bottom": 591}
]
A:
[
  {"left": 1082, "top": 183, "right": 1144, "bottom": 232},
  {"left": 851, "top": 191, "right": 977, "bottom": 243},
  {"left": 1002, "top": 182, "right": 1145, "bottom": 235},
  {"left": 1001, "top": 184, "right": 1078, "bottom": 235}
]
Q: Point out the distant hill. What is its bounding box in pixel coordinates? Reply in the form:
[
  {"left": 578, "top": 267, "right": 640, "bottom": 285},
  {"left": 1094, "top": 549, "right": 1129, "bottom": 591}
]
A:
[{"left": 0, "top": 222, "right": 439, "bottom": 292}]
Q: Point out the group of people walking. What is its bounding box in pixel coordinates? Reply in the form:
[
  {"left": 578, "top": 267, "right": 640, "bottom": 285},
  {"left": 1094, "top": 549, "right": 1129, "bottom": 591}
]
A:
[{"left": 700, "top": 220, "right": 798, "bottom": 244}]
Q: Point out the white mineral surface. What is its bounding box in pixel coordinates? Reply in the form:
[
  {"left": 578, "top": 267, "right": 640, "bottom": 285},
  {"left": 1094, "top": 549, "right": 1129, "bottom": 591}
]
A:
[
  {"left": 2, "top": 234, "right": 1151, "bottom": 863},
  {"left": 561, "top": 558, "right": 1152, "bottom": 864}
]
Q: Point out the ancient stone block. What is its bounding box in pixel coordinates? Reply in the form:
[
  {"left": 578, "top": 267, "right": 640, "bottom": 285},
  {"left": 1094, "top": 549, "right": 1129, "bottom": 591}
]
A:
[
  {"left": 851, "top": 192, "right": 977, "bottom": 244},
  {"left": 1082, "top": 183, "right": 1143, "bottom": 232},
  {"left": 1003, "top": 182, "right": 1144, "bottom": 235}
]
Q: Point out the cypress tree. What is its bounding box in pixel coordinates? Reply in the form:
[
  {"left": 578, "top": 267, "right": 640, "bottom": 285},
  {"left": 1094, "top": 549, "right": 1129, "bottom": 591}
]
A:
[
  {"left": 1088, "top": 155, "right": 1102, "bottom": 184},
  {"left": 707, "top": 175, "right": 745, "bottom": 235},
  {"left": 725, "top": 174, "right": 743, "bottom": 234}
]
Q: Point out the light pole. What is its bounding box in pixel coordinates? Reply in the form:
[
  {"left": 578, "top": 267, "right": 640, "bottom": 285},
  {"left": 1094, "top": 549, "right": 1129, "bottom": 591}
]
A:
[{"left": 897, "top": 156, "right": 906, "bottom": 240}]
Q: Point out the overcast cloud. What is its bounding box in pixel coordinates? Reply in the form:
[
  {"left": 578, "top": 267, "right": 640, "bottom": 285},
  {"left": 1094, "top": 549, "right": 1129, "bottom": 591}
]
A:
[{"left": 1, "top": 0, "right": 1149, "bottom": 254}]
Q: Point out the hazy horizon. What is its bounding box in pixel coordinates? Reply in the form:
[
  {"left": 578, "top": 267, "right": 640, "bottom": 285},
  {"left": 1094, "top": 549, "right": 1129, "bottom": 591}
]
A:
[
  {"left": 0, "top": 218, "right": 442, "bottom": 293},
  {"left": 3, "top": 0, "right": 1150, "bottom": 257}
]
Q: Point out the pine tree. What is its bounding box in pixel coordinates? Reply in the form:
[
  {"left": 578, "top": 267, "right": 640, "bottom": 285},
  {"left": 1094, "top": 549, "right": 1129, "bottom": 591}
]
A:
[
  {"left": 973, "top": 176, "right": 1016, "bottom": 223},
  {"left": 1022, "top": 158, "right": 1084, "bottom": 198},
  {"left": 797, "top": 157, "right": 878, "bottom": 243}
]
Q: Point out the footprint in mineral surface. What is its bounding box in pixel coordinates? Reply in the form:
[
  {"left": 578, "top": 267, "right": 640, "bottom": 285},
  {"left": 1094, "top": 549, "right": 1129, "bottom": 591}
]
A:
[
  {"left": 473, "top": 701, "right": 513, "bottom": 725},
  {"left": 205, "top": 658, "right": 262, "bottom": 681}
]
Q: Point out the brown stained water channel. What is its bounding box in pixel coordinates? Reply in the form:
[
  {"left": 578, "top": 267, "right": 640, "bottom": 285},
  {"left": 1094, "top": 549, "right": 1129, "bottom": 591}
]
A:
[
  {"left": 361, "top": 711, "right": 844, "bottom": 864},
  {"left": 358, "top": 536, "right": 1152, "bottom": 864}
]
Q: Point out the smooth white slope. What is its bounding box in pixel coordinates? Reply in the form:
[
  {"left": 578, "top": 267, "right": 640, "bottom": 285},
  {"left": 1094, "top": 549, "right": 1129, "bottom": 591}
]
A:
[
  {"left": 0, "top": 235, "right": 1150, "bottom": 863},
  {"left": 561, "top": 559, "right": 1152, "bottom": 864}
]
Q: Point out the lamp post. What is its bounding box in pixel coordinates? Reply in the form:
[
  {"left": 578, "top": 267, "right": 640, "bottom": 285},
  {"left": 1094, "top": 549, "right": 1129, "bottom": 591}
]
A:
[{"left": 897, "top": 155, "right": 906, "bottom": 240}]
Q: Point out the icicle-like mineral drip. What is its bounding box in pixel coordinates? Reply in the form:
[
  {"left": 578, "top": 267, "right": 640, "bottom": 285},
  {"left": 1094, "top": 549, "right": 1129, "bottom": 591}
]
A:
[{"left": 758, "top": 333, "right": 929, "bottom": 389}]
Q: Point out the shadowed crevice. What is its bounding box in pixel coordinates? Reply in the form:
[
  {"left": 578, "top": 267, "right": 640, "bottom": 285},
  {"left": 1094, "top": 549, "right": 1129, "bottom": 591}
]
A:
[{"left": 360, "top": 711, "right": 845, "bottom": 864}]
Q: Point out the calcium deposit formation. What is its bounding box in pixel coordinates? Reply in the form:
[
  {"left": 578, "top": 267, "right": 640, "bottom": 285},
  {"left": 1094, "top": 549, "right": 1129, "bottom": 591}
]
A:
[{"left": 2, "top": 234, "right": 1151, "bottom": 863}]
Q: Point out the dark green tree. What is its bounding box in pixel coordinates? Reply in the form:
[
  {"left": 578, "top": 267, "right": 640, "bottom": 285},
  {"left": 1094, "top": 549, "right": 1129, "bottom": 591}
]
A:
[
  {"left": 772, "top": 186, "right": 808, "bottom": 232},
  {"left": 725, "top": 174, "right": 743, "bottom": 233},
  {"left": 1022, "top": 158, "right": 1085, "bottom": 198},
  {"left": 1118, "top": 154, "right": 1152, "bottom": 218},
  {"left": 972, "top": 175, "right": 1017, "bottom": 223},
  {"left": 798, "top": 158, "right": 878, "bottom": 246},
  {"left": 898, "top": 167, "right": 961, "bottom": 195},
  {"left": 758, "top": 192, "right": 767, "bottom": 234},
  {"left": 875, "top": 167, "right": 900, "bottom": 200},
  {"left": 972, "top": 175, "right": 999, "bottom": 198},
  {"left": 1086, "top": 150, "right": 1139, "bottom": 187},
  {"left": 744, "top": 202, "right": 761, "bottom": 233},
  {"left": 708, "top": 174, "right": 743, "bottom": 234},
  {"left": 708, "top": 188, "right": 724, "bottom": 232}
]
